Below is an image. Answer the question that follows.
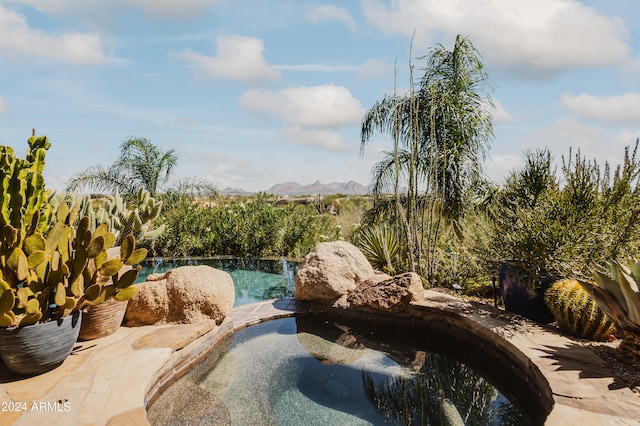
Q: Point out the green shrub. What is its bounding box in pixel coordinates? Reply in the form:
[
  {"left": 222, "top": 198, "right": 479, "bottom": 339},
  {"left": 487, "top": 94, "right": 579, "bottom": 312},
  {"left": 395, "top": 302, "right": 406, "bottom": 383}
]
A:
[
  {"left": 474, "top": 142, "right": 640, "bottom": 282},
  {"left": 153, "top": 193, "right": 339, "bottom": 258},
  {"left": 319, "top": 195, "right": 373, "bottom": 240},
  {"left": 436, "top": 221, "right": 492, "bottom": 290}
]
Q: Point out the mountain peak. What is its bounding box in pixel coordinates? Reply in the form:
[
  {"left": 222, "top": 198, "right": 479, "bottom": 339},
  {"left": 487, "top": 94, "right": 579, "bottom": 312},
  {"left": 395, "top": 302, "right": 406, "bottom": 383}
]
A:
[
  {"left": 220, "top": 181, "right": 369, "bottom": 196},
  {"left": 264, "top": 180, "right": 368, "bottom": 196}
]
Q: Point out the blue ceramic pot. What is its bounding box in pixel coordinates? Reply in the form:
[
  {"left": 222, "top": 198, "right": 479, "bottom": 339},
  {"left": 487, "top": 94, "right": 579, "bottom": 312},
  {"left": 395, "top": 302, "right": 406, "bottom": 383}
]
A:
[{"left": 499, "top": 264, "right": 555, "bottom": 323}]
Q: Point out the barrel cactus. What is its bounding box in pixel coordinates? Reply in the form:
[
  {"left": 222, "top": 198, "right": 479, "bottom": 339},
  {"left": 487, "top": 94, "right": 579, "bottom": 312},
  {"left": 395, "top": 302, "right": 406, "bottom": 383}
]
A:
[
  {"left": 579, "top": 259, "right": 640, "bottom": 364},
  {"left": 544, "top": 279, "right": 614, "bottom": 341}
]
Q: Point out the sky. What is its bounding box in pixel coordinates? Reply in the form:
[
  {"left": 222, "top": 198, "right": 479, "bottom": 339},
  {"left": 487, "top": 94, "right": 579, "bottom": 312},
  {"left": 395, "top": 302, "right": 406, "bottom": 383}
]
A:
[{"left": 1, "top": 0, "right": 639, "bottom": 193}]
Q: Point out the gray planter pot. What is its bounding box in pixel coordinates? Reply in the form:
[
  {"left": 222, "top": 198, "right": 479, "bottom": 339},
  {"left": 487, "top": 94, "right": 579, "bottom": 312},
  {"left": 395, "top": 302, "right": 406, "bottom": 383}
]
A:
[{"left": 0, "top": 311, "right": 82, "bottom": 376}]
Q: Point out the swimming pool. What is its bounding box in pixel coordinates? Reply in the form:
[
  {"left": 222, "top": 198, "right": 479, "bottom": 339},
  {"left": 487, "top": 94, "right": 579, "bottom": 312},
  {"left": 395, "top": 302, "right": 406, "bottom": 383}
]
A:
[
  {"left": 147, "top": 315, "right": 538, "bottom": 425},
  {"left": 137, "top": 257, "right": 298, "bottom": 306}
]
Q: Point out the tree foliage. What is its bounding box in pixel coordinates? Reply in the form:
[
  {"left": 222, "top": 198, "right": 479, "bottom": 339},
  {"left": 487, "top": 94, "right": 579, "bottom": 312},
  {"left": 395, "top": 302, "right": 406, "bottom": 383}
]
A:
[
  {"left": 66, "top": 137, "right": 177, "bottom": 197},
  {"left": 360, "top": 35, "right": 493, "bottom": 282}
]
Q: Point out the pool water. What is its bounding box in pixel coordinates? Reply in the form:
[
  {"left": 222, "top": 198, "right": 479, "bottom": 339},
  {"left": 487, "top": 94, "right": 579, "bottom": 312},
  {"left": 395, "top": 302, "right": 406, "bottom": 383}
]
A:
[
  {"left": 147, "top": 316, "right": 534, "bottom": 425},
  {"left": 137, "top": 257, "right": 298, "bottom": 306}
]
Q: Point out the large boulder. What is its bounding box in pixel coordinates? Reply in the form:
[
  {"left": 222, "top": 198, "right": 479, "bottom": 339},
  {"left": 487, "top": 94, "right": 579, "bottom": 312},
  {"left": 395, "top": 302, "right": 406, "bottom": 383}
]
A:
[
  {"left": 346, "top": 272, "right": 424, "bottom": 313},
  {"left": 294, "top": 241, "right": 375, "bottom": 302},
  {"left": 166, "top": 266, "right": 235, "bottom": 324},
  {"left": 125, "top": 265, "right": 235, "bottom": 326},
  {"left": 124, "top": 277, "right": 170, "bottom": 326}
]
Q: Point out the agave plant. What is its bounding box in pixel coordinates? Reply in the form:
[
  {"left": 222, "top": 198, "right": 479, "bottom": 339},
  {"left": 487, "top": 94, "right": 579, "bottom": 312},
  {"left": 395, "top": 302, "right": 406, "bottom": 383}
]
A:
[
  {"left": 352, "top": 223, "right": 399, "bottom": 274},
  {"left": 579, "top": 259, "right": 640, "bottom": 363}
]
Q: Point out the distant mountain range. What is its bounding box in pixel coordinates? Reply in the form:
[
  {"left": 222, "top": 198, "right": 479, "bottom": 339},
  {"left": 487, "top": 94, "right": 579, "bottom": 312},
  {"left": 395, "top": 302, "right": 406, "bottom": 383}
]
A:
[{"left": 220, "top": 180, "right": 369, "bottom": 196}]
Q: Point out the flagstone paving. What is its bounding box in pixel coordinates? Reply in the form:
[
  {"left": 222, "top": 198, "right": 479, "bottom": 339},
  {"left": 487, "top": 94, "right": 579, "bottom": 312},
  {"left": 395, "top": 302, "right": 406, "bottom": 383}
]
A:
[{"left": 0, "top": 293, "right": 638, "bottom": 425}]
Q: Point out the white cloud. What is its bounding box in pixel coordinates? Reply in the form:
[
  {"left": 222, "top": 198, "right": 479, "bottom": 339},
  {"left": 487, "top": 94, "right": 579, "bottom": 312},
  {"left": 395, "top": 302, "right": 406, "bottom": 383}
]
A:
[
  {"left": 306, "top": 4, "right": 357, "bottom": 31},
  {"left": 239, "top": 84, "right": 365, "bottom": 127},
  {"left": 4, "top": 0, "right": 223, "bottom": 21},
  {"left": 0, "top": 5, "right": 106, "bottom": 64},
  {"left": 273, "top": 59, "right": 393, "bottom": 77},
  {"left": 620, "top": 55, "right": 640, "bottom": 79},
  {"left": 362, "top": 0, "right": 630, "bottom": 77},
  {"left": 128, "top": 0, "right": 217, "bottom": 20},
  {"left": 280, "top": 127, "right": 351, "bottom": 151},
  {"left": 487, "top": 119, "right": 640, "bottom": 183},
  {"left": 488, "top": 99, "right": 517, "bottom": 124},
  {"left": 274, "top": 64, "right": 359, "bottom": 72},
  {"left": 355, "top": 59, "right": 393, "bottom": 78},
  {"left": 173, "top": 136, "right": 371, "bottom": 191},
  {"left": 174, "top": 36, "right": 280, "bottom": 85},
  {"left": 517, "top": 118, "right": 638, "bottom": 165},
  {"left": 175, "top": 149, "right": 269, "bottom": 192},
  {"left": 484, "top": 154, "right": 521, "bottom": 183},
  {"left": 0, "top": 96, "right": 7, "bottom": 114},
  {"left": 561, "top": 92, "right": 640, "bottom": 125}
]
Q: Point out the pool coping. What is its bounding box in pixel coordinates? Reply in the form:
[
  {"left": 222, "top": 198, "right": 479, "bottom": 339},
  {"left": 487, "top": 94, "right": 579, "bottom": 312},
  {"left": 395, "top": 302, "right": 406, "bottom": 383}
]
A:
[{"left": 1, "top": 291, "right": 639, "bottom": 425}]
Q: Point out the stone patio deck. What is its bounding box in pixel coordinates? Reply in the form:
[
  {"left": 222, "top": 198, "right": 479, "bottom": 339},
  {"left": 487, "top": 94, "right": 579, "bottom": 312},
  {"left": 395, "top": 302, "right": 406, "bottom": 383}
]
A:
[{"left": 1, "top": 291, "right": 639, "bottom": 425}]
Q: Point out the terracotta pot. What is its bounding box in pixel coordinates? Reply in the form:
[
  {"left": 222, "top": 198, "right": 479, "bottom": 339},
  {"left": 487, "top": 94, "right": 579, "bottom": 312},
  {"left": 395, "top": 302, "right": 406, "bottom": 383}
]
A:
[
  {"left": 78, "top": 298, "right": 128, "bottom": 341},
  {"left": 77, "top": 245, "right": 131, "bottom": 341},
  {"left": 0, "top": 311, "right": 82, "bottom": 376}
]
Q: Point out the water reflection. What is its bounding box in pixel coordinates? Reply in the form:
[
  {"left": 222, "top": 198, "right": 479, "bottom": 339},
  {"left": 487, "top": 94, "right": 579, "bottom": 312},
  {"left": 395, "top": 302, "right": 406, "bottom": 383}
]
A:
[
  {"left": 294, "top": 317, "right": 528, "bottom": 426},
  {"left": 148, "top": 317, "right": 533, "bottom": 426},
  {"left": 362, "top": 353, "right": 523, "bottom": 425}
]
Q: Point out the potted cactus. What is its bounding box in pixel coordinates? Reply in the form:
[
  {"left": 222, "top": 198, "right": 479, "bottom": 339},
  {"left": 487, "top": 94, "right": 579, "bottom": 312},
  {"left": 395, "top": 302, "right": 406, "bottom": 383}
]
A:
[
  {"left": 579, "top": 259, "right": 640, "bottom": 364},
  {"left": 0, "top": 134, "right": 146, "bottom": 375},
  {"left": 77, "top": 235, "right": 146, "bottom": 340},
  {"left": 64, "top": 188, "right": 161, "bottom": 340}
]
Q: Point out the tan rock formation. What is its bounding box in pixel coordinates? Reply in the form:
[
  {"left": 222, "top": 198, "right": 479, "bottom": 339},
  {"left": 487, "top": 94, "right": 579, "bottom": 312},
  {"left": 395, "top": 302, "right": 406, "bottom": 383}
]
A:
[
  {"left": 347, "top": 272, "right": 424, "bottom": 313},
  {"left": 125, "top": 265, "right": 234, "bottom": 326},
  {"left": 294, "top": 241, "right": 374, "bottom": 302},
  {"left": 124, "top": 279, "right": 170, "bottom": 326},
  {"left": 166, "top": 266, "right": 235, "bottom": 324}
]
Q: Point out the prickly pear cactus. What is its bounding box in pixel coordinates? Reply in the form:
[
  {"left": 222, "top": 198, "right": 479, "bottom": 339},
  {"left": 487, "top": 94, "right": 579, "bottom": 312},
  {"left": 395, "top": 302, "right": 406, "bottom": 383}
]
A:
[
  {"left": 0, "top": 202, "right": 146, "bottom": 328},
  {"left": 49, "top": 188, "right": 165, "bottom": 246},
  {"left": 544, "top": 279, "right": 614, "bottom": 341},
  {"left": 105, "top": 188, "right": 165, "bottom": 245},
  {"left": 0, "top": 135, "right": 53, "bottom": 234},
  {"left": 0, "top": 135, "right": 147, "bottom": 328}
]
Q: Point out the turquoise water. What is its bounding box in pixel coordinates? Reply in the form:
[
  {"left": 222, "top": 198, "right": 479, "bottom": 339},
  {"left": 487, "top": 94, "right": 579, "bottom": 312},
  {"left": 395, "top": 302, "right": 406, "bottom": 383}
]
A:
[
  {"left": 148, "top": 317, "right": 534, "bottom": 425},
  {"left": 137, "top": 257, "right": 298, "bottom": 306}
]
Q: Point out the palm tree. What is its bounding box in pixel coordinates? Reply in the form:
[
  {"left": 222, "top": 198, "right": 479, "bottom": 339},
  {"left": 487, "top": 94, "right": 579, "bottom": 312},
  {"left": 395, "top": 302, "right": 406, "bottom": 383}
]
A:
[
  {"left": 360, "top": 35, "right": 493, "bottom": 280},
  {"left": 420, "top": 34, "right": 493, "bottom": 220},
  {"left": 66, "top": 137, "right": 177, "bottom": 197}
]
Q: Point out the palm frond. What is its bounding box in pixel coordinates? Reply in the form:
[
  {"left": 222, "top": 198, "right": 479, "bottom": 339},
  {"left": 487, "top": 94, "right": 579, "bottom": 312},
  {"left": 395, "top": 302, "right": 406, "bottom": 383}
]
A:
[{"left": 65, "top": 165, "right": 136, "bottom": 195}]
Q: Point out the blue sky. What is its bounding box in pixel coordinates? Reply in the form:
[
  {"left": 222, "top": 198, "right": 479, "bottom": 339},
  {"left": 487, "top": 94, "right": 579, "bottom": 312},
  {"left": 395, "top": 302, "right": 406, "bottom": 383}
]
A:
[{"left": 1, "top": 0, "right": 639, "bottom": 192}]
